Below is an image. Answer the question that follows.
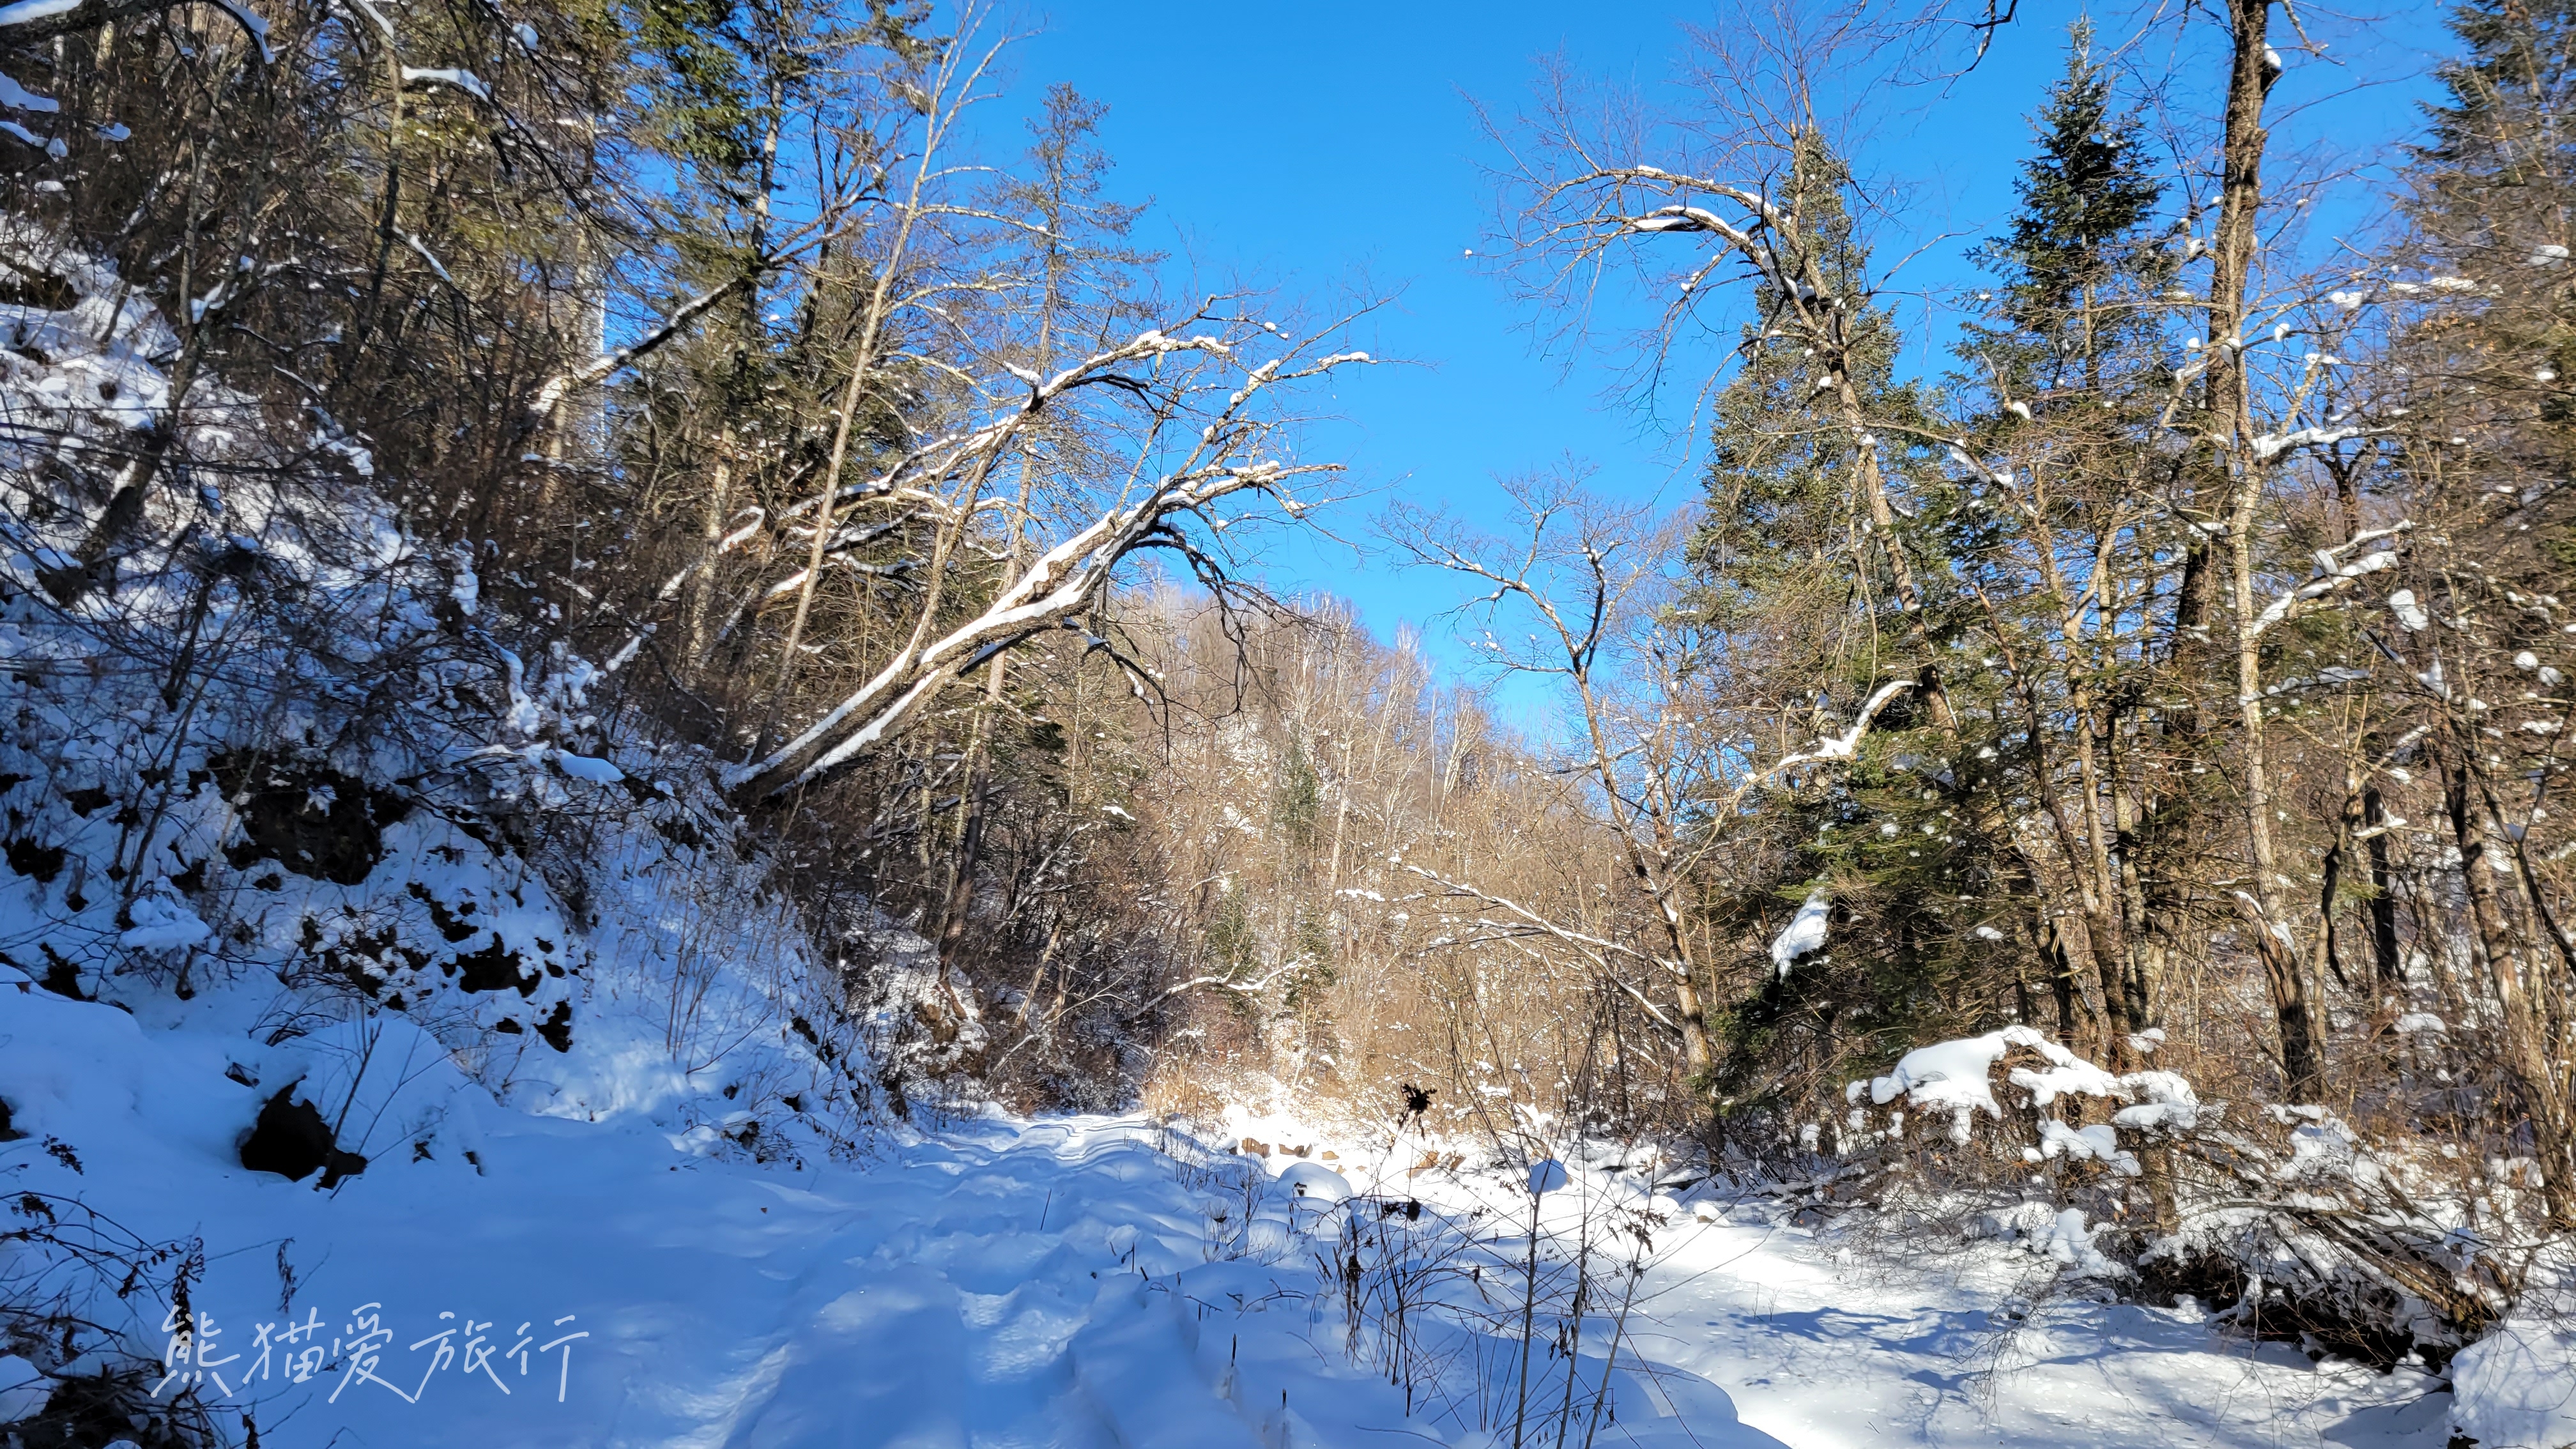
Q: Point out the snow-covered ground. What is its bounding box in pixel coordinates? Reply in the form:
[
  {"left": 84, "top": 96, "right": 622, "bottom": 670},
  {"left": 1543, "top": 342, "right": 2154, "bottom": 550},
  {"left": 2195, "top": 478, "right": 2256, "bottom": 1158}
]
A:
[
  {"left": 2, "top": 960, "right": 2468, "bottom": 1448},
  {"left": 1625, "top": 1206, "right": 2452, "bottom": 1449}
]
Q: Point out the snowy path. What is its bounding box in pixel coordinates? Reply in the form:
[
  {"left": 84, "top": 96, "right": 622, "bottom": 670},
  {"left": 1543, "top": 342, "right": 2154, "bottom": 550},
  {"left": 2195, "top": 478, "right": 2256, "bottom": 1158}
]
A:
[{"left": 1, "top": 976, "right": 2451, "bottom": 1446}]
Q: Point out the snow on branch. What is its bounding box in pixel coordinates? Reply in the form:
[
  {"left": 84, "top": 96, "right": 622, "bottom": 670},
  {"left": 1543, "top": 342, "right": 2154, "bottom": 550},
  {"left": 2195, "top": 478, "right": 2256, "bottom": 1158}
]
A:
[
  {"left": 1709, "top": 678, "right": 1916, "bottom": 817},
  {"left": 401, "top": 66, "right": 490, "bottom": 102},
  {"left": 1770, "top": 889, "right": 1828, "bottom": 978},
  {"left": 1126, "top": 965, "right": 1295, "bottom": 1019},
  {"left": 0, "top": 0, "right": 174, "bottom": 41},
  {"left": 529, "top": 274, "right": 752, "bottom": 421},
  {"left": 2248, "top": 521, "right": 2411, "bottom": 640},
  {"left": 719, "top": 321, "right": 1374, "bottom": 801},
  {"left": 0, "top": 0, "right": 271, "bottom": 54},
  {"left": 2250, "top": 424, "right": 2363, "bottom": 461},
  {"left": 528, "top": 208, "right": 856, "bottom": 425}
]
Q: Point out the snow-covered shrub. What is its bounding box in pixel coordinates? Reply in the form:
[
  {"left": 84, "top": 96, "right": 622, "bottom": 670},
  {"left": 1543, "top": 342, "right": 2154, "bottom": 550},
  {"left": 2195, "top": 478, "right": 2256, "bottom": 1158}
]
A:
[
  {"left": 1841, "top": 1023, "right": 2529, "bottom": 1369},
  {"left": 1841, "top": 1025, "right": 2189, "bottom": 1279},
  {"left": 2135, "top": 1103, "right": 2521, "bottom": 1368}
]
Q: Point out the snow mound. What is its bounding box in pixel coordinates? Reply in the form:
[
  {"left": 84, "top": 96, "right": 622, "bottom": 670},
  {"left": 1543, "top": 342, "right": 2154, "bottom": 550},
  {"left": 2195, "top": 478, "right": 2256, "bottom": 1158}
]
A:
[
  {"left": 2450, "top": 1305, "right": 2576, "bottom": 1449},
  {"left": 1276, "top": 1159, "right": 1353, "bottom": 1203}
]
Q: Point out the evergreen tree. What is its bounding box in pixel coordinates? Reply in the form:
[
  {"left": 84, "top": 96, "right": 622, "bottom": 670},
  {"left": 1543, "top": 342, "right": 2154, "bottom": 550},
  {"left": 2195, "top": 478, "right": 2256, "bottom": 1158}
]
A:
[
  {"left": 1968, "top": 23, "right": 2173, "bottom": 395},
  {"left": 1945, "top": 26, "right": 2188, "bottom": 1055},
  {"left": 1683, "top": 135, "right": 2004, "bottom": 1113}
]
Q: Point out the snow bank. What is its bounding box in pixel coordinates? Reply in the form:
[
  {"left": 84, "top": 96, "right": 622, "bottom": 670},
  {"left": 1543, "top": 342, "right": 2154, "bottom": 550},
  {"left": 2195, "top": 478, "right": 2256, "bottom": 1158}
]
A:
[{"left": 2450, "top": 1303, "right": 2576, "bottom": 1449}]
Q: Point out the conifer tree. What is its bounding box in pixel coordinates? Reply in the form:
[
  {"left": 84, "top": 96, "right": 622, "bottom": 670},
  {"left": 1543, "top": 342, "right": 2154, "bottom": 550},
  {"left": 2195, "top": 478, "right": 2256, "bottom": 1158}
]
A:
[
  {"left": 1947, "top": 27, "right": 2186, "bottom": 1064},
  {"left": 1686, "top": 136, "right": 2000, "bottom": 1113}
]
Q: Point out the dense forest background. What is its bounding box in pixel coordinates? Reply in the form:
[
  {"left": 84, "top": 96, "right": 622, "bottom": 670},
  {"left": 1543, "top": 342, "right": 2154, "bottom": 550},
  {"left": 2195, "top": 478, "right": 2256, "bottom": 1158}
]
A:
[{"left": 6, "top": 0, "right": 2576, "bottom": 1391}]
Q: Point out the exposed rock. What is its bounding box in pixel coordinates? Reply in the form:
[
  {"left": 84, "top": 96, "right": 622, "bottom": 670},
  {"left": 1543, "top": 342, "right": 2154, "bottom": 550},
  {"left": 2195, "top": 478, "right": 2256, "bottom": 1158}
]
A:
[{"left": 238, "top": 1087, "right": 367, "bottom": 1188}]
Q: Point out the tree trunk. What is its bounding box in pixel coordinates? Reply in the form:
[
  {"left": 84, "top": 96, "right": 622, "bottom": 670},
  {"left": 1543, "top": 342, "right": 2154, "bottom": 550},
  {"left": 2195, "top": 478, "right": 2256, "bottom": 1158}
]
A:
[{"left": 2443, "top": 742, "right": 2576, "bottom": 1228}]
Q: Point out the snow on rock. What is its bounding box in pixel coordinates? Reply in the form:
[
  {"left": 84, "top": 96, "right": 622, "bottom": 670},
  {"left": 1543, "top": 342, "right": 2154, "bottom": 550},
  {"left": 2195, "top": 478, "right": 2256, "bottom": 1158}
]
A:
[
  {"left": 1526, "top": 1157, "right": 1570, "bottom": 1194},
  {"left": 1276, "top": 1158, "right": 1353, "bottom": 1203},
  {"left": 1769, "top": 888, "right": 1830, "bottom": 978},
  {"left": 116, "top": 893, "right": 212, "bottom": 951}
]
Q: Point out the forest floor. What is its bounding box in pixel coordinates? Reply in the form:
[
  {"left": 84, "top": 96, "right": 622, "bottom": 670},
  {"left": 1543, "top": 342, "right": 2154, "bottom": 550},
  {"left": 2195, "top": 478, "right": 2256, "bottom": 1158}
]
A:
[{"left": 0, "top": 970, "right": 2461, "bottom": 1448}]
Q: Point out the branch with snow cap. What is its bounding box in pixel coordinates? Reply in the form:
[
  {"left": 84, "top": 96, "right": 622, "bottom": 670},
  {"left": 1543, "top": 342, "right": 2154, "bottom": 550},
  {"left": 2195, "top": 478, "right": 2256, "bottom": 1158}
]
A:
[
  {"left": 1696, "top": 678, "right": 1917, "bottom": 822},
  {"left": 2247, "top": 522, "right": 2411, "bottom": 640},
  {"left": 0, "top": 0, "right": 266, "bottom": 50},
  {"left": 720, "top": 323, "right": 1371, "bottom": 801},
  {"left": 1771, "top": 678, "right": 1915, "bottom": 769},
  {"left": 528, "top": 206, "right": 866, "bottom": 425}
]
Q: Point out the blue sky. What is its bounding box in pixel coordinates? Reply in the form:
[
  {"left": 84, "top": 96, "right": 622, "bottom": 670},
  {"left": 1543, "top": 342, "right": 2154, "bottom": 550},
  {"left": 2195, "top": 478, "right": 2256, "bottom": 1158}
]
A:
[{"left": 1002, "top": 3, "right": 2453, "bottom": 717}]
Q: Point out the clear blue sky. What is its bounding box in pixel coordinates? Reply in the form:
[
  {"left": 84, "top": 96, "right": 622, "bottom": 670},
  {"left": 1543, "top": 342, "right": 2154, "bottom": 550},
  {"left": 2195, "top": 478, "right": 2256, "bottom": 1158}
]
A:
[{"left": 1003, "top": 2, "right": 2453, "bottom": 719}]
